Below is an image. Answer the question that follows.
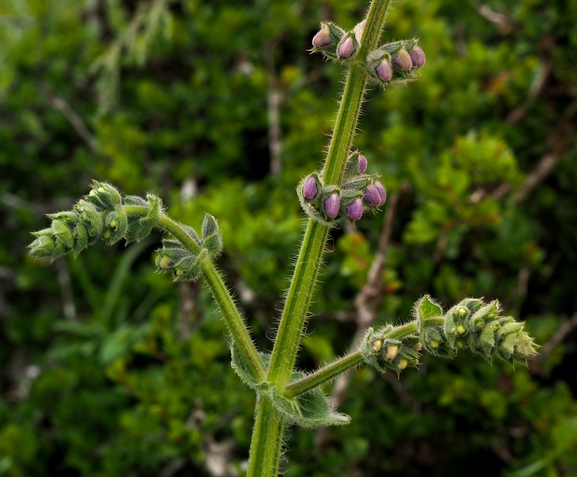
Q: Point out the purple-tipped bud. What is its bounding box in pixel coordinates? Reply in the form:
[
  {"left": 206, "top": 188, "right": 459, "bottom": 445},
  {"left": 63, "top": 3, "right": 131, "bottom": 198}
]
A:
[
  {"left": 358, "top": 155, "right": 368, "bottom": 174},
  {"left": 375, "top": 59, "right": 393, "bottom": 82},
  {"left": 345, "top": 198, "right": 363, "bottom": 221},
  {"left": 363, "top": 184, "right": 381, "bottom": 207},
  {"left": 393, "top": 48, "right": 412, "bottom": 71},
  {"left": 324, "top": 193, "right": 340, "bottom": 218},
  {"left": 374, "top": 181, "right": 387, "bottom": 205},
  {"left": 338, "top": 37, "right": 355, "bottom": 59},
  {"left": 410, "top": 45, "right": 426, "bottom": 69},
  {"left": 312, "top": 28, "right": 332, "bottom": 49},
  {"left": 303, "top": 177, "right": 318, "bottom": 200}
]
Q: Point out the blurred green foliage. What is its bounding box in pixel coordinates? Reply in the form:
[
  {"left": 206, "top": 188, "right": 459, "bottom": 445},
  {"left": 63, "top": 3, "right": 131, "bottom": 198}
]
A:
[{"left": 1, "top": 0, "right": 576, "bottom": 475}]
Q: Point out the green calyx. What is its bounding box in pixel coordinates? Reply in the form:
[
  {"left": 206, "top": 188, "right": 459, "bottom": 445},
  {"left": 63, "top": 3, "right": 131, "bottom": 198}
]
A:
[
  {"left": 415, "top": 295, "right": 539, "bottom": 365},
  {"left": 154, "top": 213, "right": 223, "bottom": 282},
  {"left": 29, "top": 182, "right": 162, "bottom": 260},
  {"left": 360, "top": 326, "right": 421, "bottom": 376}
]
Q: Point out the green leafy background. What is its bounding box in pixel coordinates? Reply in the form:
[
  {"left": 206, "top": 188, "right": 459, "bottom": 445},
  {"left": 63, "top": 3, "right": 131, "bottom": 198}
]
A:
[{"left": 1, "top": 0, "right": 576, "bottom": 475}]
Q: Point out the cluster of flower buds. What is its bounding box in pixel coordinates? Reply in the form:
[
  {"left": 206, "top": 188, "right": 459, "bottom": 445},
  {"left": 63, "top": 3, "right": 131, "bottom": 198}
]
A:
[
  {"left": 154, "top": 213, "right": 222, "bottom": 282},
  {"left": 311, "top": 21, "right": 364, "bottom": 62},
  {"left": 366, "top": 39, "right": 425, "bottom": 87},
  {"left": 28, "top": 181, "right": 162, "bottom": 261},
  {"left": 29, "top": 181, "right": 224, "bottom": 284},
  {"left": 311, "top": 21, "right": 425, "bottom": 88},
  {"left": 415, "top": 295, "right": 538, "bottom": 365},
  {"left": 361, "top": 325, "right": 423, "bottom": 376},
  {"left": 360, "top": 295, "right": 538, "bottom": 376},
  {"left": 297, "top": 152, "right": 387, "bottom": 226}
]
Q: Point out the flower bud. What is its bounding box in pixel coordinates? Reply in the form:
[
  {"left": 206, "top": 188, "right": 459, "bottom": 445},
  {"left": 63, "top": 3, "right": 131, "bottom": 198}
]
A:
[
  {"left": 374, "top": 181, "right": 387, "bottom": 205},
  {"left": 312, "top": 28, "right": 331, "bottom": 49},
  {"left": 156, "top": 255, "right": 174, "bottom": 269},
  {"left": 397, "top": 358, "right": 408, "bottom": 370},
  {"left": 409, "top": 45, "right": 426, "bottom": 69},
  {"left": 385, "top": 345, "right": 399, "bottom": 360},
  {"left": 358, "top": 155, "right": 368, "bottom": 174},
  {"left": 372, "top": 339, "right": 383, "bottom": 352},
  {"left": 345, "top": 198, "right": 363, "bottom": 221},
  {"left": 303, "top": 177, "right": 318, "bottom": 200},
  {"left": 375, "top": 59, "right": 393, "bottom": 82},
  {"left": 393, "top": 48, "right": 412, "bottom": 71},
  {"left": 324, "top": 193, "right": 340, "bottom": 218},
  {"left": 52, "top": 220, "right": 74, "bottom": 249},
  {"left": 338, "top": 37, "right": 355, "bottom": 59},
  {"left": 363, "top": 184, "right": 381, "bottom": 207}
]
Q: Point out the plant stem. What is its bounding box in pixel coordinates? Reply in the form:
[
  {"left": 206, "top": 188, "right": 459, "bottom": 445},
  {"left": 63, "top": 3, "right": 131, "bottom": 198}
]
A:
[
  {"left": 158, "top": 214, "right": 267, "bottom": 382},
  {"left": 123, "top": 206, "right": 267, "bottom": 382},
  {"left": 247, "top": 2, "right": 395, "bottom": 475},
  {"left": 266, "top": 220, "right": 328, "bottom": 386},
  {"left": 267, "top": 0, "right": 392, "bottom": 390},
  {"left": 284, "top": 351, "right": 365, "bottom": 398},
  {"left": 246, "top": 397, "right": 285, "bottom": 476}
]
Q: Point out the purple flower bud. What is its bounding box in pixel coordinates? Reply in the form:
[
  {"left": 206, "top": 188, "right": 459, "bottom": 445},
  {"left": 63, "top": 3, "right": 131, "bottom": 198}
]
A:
[
  {"left": 303, "top": 177, "right": 318, "bottom": 200},
  {"left": 358, "top": 155, "right": 368, "bottom": 174},
  {"left": 324, "top": 193, "right": 340, "bottom": 218},
  {"left": 363, "top": 184, "right": 381, "bottom": 207},
  {"left": 374, "top": 181, "right": 387, "bottom": 205},
  {"left": 375, "top": 59, "right": 393, "bottom": 82},
  {"left": 393, "top": 48, "right": 412, "bottom": 71},
  {"left": 338, "top": 37, "right": 355, "bottom": 59},
  {"left": 410, "top": 45, "right": 426, "bottom": 69},
  {"left": 312, "top": 28, "right": 332, "bottom": 49},
  {"left": 346, "top": 198, "right": 363, "bottom": 221}
]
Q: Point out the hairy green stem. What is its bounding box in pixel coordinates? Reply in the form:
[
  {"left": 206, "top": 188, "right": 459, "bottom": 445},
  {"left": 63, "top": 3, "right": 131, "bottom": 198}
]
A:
[
  {"left": 284, "top": 351, "right": 365, "bottom": 398},
  {"left": 246, "top": 398, "right": 285, "bottom": 476},
  {"left": 248, "top": 1, "right": 395, "bottom": 475},
  {"left": 266, "top": 220, "right": 328, "bottom": 385},
  {"left": 123, "top": 206, "right": 267, "bottom": 382},
  {"left": 157, "top": 214, "right": 267, "bottom": 382}
]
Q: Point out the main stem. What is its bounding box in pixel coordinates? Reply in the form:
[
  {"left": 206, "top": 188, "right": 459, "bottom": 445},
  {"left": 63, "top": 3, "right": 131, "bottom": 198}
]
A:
[{"left": 247, "top": 1, "right": 393, "bottom": 475}]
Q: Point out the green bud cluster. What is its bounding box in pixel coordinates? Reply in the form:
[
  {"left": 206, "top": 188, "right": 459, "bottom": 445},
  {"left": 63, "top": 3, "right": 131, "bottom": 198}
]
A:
[
  {"left": 297, "top": 152, "right": 386, "bottom": 226},
  {"left": 360, "top": 326, "right": 422, "bottom": 376},
  {"left": 415, "top": 295, "right": 539, "bottom": 366},
  {"left": 360, "top": 295, "right": 538, "bottom": 375},
  {"left": 154, "top": 214, "right": 222, "bottom": 282},
  {"left": 28, "top": 181, "right": 162, "bottom": 261}
]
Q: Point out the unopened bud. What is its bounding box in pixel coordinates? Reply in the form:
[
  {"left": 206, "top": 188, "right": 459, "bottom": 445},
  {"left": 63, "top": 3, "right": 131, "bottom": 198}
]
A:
[
  {"left": 363, "top": 184, "right": 381, "bottom": 207},
  {"left": 346, "top": 198, "right": 363, "bottom": 221},
  {"left": 409, "top": 45, "right": 426, "bottom": 69},
  {"left": 375, "top": 59, "right": 393, "bottom": 82},
  {"left": 156, "top": 255, "right": 174, "bottom": 269},
  {"left": 358, "top": 155, "right": 368, "bottom": 173},
  {"left": 385, "top": 345, "right": 399, "bottom": 360},
  {"left": 372, "top": 339, "right": 383, "bottom": 352},
  {"left": 393, "top": 48, "right": 412, "bottom": 71},
  {"left": 456, "top": 325, "right": 466, "bottom": 335},
  {"left": 324, "top": 193, "right": 340, "bottom": 218},
  {"left": 312, "top": 28, "right": 331, "bottom": 49},
  {"left": 374, "top": 181, "right": 387, "bottom": 205},
  {"left": 338, "top": 37, "right": 355, "bottom": 59},
  {"left": 397, "top": 358, "right": 408, "bottom": 370},
  {"left": 303, "top": 177, "right": 318, "bottom": 200}
]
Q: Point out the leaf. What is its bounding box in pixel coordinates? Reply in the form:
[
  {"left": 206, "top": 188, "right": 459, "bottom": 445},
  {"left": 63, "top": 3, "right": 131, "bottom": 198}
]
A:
[
  {"left": 415, "top": 294, "right": 443, "bottom": 321},
  {"left": 267, "top": 372, "right": 350, "bottom": 429}
]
